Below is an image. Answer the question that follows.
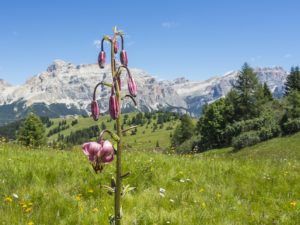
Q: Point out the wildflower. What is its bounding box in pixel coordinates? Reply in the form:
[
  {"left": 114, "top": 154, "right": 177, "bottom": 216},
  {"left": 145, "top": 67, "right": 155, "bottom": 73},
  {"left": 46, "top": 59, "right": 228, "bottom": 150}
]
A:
[
  {"left": 290, "top": 201, "right": 297, "bottom": 207},
  {"left": 4, "top": 196, "right": 12, "bottom": 203},
  {"left": 82, "top": 141, "right": 114, "bottom": 164},
  {"left": 109, "top": 87, "right": 120, "bottom": 120},
  {"left": 127, "top": 70, "right": 137, "bottom": 97},
  {"left": 159, "top": 188, "right": 166, "bottom": 197},
  {"left": 92, "top": 207, "right": 99, "bottom": 213},
  {"left": 27, "top": 221, "right": 34, "bottom": 225},
  {"left": 76, "top": 194, "right": 82, "bottom": 201},
  {"left": 120, "top": 50, "right": 128, "bottom": 66},
  {"left": 91, "top": 100, "right": 100, "bottom": 121},
  {"left": 12, "top": 193, "right": 19, "bottom": 199},
  {"left": 25, "top": 207, "right": 32, "bottom": 213},
  {"left": 113, "top": 40, "right": 119, "bottom": 54},
  {"left": 199, "top": 188, "right": 205, "bottom": 193},
  {"left": 98, "top": 50, "right": 106, "bottom": 69}
]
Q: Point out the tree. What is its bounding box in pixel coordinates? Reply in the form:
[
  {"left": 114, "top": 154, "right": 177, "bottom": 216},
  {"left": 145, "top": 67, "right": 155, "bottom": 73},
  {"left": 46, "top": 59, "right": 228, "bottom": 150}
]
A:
[
  {"left": 263, "top": 82, "right": 273, "bottom": 101},
  {"left": 286, "top": 91, "right": 300, "bottom": 119},
  {"left": 17, "top": 113, "right": 46, "bottom": 147},
  {"left": 196, "top": 99, "right": 228, "bottom": 149},
  {"left": 233, "top": 63, "right": 261, "bottom": 120},
  {"left": 171, "top": 114, "right": 195, "bottom": 147},
  {"left": 285, "top": 66, "right": 300, "bottom": 95}
]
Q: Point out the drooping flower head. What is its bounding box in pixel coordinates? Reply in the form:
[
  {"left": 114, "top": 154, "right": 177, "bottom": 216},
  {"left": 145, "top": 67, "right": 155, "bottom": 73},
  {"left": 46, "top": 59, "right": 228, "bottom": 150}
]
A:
[
  {"left": 109, "top": 86, "right": 120, "bottom": 120},
  {"left": 91, "top": 100, "right": 100, "bottom": 121},
  {"left": 98, "top": 38, "right": 106, "bottom": 69},
  {"left": 113, "top": 40, "right": 119, "bottom": 54},
  {"left": 127, "top": 70, "right": 137, "bottom": 97},
  {"left": 91, "top": 82, "right": 104, "bottom": 121},
  {"left": 119, "top": 35, "right": 128, "bottom": 66},
  {"left": 82, "top": 140, "right": 114, "bottom": 172}
]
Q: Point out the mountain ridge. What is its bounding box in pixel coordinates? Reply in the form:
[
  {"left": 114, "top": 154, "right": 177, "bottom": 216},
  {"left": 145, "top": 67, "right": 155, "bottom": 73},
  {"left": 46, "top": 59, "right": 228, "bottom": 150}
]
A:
[{"left": 0, "top": 60, "right": 288, "bottom": 125}]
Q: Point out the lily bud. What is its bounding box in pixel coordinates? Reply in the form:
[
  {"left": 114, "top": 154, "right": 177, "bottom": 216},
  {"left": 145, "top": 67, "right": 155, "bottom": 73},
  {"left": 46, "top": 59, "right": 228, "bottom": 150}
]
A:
[
  {"left": 120, "top": 50, "right": 128, "bottom": 66},
  {"left": 91, "top": 100, "right": 100, "bottom": 121},
  {"left": 98, "top": 51, "right": 106, "bottom": 69},
  {"left": 109, "top": 88, "right": 120, "bottom": 120},
  {"left": 127, "top": 71, "right": 137, "bottom": 97},
  {"left": 117, "top": 77, "right": 121, "bottom": 91},
  {"left": 113, "top": 40, "right": 119, "bottom": 54}
]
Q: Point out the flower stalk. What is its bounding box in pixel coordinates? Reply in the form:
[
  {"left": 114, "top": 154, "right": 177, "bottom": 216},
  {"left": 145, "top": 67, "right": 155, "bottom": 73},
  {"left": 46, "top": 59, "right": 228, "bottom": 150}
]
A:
[{"left": 82, "top": 27, "right": 136, "bottom": 225}]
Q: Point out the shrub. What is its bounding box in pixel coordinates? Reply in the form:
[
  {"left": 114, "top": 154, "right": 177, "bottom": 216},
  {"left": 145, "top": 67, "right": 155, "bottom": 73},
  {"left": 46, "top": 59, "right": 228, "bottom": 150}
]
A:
[
  {"left": 232, "top": 131, "right": 260, "bottom": 150},
  {"left": 175, "top": 136, "right": 199, "bottom": 154},
  {"left": 282, "top": 118, "right": 300, "bottom": 135}
]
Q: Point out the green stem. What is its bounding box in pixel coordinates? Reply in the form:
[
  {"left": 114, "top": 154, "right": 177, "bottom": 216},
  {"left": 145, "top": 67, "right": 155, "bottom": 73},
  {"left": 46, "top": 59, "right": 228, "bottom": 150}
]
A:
[{"left": 111, "top": 30, "right": 122, "bottom": 225}]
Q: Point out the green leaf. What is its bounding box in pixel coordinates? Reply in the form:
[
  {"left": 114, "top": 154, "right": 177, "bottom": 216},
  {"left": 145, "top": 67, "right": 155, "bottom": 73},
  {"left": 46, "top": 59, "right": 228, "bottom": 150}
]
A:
[{"left": 113, "top": 143, "right": 118, "bottom": 151}]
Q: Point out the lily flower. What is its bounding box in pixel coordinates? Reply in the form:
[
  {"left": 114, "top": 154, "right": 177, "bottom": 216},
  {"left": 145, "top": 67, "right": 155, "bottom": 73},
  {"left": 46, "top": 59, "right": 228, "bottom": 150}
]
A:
[
  {"left": 82, "top": 140, "right": 114, "bottom": 163},
  {"left": 127, "top": 70, "right": 137, "bottom": 97},
  {"left": 91, "top": 100, "right": 100, "bottom": 121},
  {"left": 109, "top": 87, "right": 120, "bottom": 120},
  {"left": 98, "top": 51, "right": 106, "bottom": 69}
]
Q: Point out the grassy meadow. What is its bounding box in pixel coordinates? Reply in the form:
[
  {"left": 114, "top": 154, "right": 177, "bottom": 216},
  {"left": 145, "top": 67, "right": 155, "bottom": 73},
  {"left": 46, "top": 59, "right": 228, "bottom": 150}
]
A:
[
  {"left": 1, "top": 132, "right": 300, "bottom": 225},
  {"left": 46, "top": 113, "right": 186, "bottom": 151}
]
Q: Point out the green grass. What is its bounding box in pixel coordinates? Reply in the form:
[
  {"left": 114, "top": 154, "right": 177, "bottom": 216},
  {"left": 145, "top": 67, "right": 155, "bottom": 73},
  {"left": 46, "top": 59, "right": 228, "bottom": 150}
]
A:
[
  {"left": 1, "top": 133, "right": 300, "bottom": 224},
  {"left": 46, "top": 113, "right": 184, "bottom": 150}
]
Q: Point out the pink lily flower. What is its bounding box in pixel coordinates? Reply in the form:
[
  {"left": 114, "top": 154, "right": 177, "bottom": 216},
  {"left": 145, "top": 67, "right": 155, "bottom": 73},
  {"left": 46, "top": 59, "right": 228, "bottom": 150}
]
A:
[
  {"left": 91, "top": 100, "right": 100, "bottom": 121},
  {"left": 82, "top": 140, "right": 114, "bottom": 163},
  {"left": 109, "top": 87, "right": 120, "bottom": 120},
  {"left": 120, "top": 50, "right": 128, "bottom": 66},
  {"left": 98, "top": 50, "right": 106, "bottom": 69},
  {"left": 127, "top": 71, "right": 137, "bottom": 97}
]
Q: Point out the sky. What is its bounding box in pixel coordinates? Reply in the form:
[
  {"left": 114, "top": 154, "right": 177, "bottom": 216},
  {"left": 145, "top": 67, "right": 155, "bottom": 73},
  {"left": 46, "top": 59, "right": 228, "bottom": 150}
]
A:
[{"left": 0, "top": 0, "right": 300, "bottom": 85}]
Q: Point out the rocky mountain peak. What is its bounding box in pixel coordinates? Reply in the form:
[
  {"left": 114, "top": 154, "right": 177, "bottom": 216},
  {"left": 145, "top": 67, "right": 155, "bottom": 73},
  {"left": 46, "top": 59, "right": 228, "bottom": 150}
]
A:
[{"left": 0, "top": 60, "right": 289, "bottom": 124}]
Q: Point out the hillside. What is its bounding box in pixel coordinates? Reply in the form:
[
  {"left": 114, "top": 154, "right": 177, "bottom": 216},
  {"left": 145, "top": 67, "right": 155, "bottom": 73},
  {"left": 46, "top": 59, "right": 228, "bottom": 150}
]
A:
[
  {"left": 0, "top": 133, "right": 299, "bottom": 224},
  {"left": 45, "top": 112, "right": 185, "bottom": 151}
]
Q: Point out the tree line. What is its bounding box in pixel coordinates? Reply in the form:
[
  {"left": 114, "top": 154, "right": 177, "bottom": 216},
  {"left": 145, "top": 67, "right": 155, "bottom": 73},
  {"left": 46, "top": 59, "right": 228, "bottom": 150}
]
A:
[{"left": 172, "top": 63, "right": 300, "bottom": 153}]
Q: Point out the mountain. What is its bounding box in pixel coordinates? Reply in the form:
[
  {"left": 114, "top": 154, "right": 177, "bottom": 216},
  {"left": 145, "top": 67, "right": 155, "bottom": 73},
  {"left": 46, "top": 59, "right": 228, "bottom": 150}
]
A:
[{"left": 0, "top": 60, "right": 288, "bottom": 125}]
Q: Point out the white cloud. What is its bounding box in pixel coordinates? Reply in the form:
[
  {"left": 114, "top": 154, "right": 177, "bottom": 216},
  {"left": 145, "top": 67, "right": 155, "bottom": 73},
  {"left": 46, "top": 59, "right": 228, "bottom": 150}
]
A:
[
  {"left": 161, "top": 22, "right": 177, "bottom": 29},
  {"left": 93, "top": 40, "right": 102, "bottom": 49},
  {"left": 284, "top": 53, "right": 292, "bottom": 58}
]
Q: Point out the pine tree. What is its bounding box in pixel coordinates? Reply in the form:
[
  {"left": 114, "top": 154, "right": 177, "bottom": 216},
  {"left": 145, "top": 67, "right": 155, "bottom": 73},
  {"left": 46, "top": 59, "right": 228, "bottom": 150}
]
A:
[
  {"left": 17, "top": 113, "right": 47, "bottom": 147},
  {"left": 233, "top": 63, "right": 260, "bottom": 119},
  {"left": 263, "top": 82, "right": 273, "bottom": 101},
  {"left": 285, "top": 66, "right": 300, "bottom": 95}
]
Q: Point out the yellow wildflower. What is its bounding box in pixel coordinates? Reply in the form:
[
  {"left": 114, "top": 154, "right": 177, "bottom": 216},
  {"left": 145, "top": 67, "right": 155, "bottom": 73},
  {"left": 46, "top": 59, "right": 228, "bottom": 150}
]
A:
[
  {"left": 92, "top": 207, "right": 99, "bottom": 213},
  {"left": 25, "top": 207, "right": 32, "bottom": 213},
  {"left": 199, "top": 188, "right": 205, "bottom": 193},
  {"left": 290, "top": 201, "right": 297, "bottom": 207},
  {"left": 4, "top": 196, "right": 13, "bottom": 203},
  {"left": 76, "top": 194, "right": 82, "bottom": 201},
  {"left": 27, "top": 221, "right": 34, "bottom": 225}
]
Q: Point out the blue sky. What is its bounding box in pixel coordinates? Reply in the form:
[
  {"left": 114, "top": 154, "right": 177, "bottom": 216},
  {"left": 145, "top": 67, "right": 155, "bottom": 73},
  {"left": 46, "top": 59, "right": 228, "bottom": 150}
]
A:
[{"left": 0, "top": 0, "right": 299, "bottom": 85}]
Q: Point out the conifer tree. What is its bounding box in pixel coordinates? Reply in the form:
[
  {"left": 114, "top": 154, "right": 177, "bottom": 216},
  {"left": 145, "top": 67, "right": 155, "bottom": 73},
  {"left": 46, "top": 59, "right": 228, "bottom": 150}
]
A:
[
  {"left": 263, "top": 82, "right": 273, "bottom": 101},
  {"left": 18, "top": 113, "right": 46, "bottom": 147},
  {"left": 233, "top": 63, "right": 260, "bottom": 119},
  {"left": 285, "top": 66, "right": 300, "bottom": 95}
]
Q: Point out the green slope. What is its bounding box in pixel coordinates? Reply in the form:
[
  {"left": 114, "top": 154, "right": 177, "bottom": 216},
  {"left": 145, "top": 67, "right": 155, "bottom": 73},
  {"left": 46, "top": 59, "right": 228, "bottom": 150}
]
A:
[
  {"left": 0, "top": 133, "right": 299, "bottom": 224},
  {"left": 46, "top": 113, "right": 184, "bottom": 150}
]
